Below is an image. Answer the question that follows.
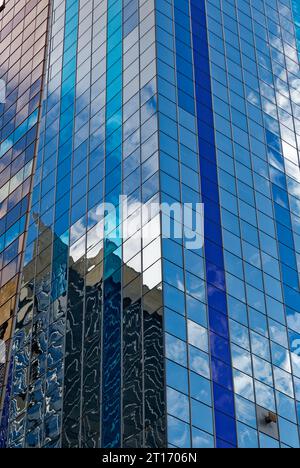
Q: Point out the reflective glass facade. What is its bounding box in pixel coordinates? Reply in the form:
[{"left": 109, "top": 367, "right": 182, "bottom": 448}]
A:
[
  {"left": 1, "top": 0, "right": 300, "bottom": 449},
  {"left": 0, "top": 0, "right": 51, "bottom": 445}
]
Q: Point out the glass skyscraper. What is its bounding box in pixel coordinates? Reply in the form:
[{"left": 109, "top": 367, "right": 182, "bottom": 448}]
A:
[{"left": 1, "top": 0, "right": 300, "bottom": 449}]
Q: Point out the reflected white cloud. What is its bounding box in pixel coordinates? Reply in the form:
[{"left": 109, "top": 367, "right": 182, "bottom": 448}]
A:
[
  {"left": 167, "top": 388, "right": 189, "bottom": 423},
  {"left": 166, "top": 335, "right": 187, "bottom": 367},
  {"left": 168, "top": 416, "right": 190, "bottom": 448},
  {"left": 255, "top": 380, "right": 275, "bottom": 412},
  {"left": 274, "top": 366, "right": 294, "bottom": 398},
  {"left": 253, "top": 356, "right": 273, "bottom": 386},
  {"left": 233, "top": 370, "right": 254, "bottom": 402},
  {"left": 187, "top": 320, "right": 208, "bottom": 353}
]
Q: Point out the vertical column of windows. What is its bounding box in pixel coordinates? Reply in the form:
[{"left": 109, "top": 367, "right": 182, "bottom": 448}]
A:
[
  {"left": 101, "top": 0, "right": 123, "bottom": 448},
  {"left": 191, "top": 0, "right": 238, "bottom": 448},
  {"left": 0, "top": 0, "right": 51, "bottom": 447},
  {"left": 291, "top": 0, "right": 300, "bottom": 60},
  {"left": 121, "top": 1, "right": 142, "bottom": 449}
]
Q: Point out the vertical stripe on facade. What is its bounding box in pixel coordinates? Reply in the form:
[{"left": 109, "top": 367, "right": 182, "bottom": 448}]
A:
[{"left": 190, "top": 0, "right": 237, "bottom": 448}]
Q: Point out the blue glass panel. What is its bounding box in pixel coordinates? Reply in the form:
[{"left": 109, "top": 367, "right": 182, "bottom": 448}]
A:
[{"left": 190, "top": 0, "right": 236, "bottom": 446}]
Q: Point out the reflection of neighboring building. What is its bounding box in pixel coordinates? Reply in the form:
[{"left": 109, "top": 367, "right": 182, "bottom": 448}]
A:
[
  {"left": 3, "top": 216, "right": 165, "bottom": 447},
  {"left": 3, "top": 0, "right": 300, "bottom": 451}
]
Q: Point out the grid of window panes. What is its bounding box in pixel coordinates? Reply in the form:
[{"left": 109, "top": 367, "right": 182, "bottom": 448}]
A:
[
  {"left": 1, "top": 0, "right": 167, "bottom": 448},
  {"left": 163, "top": 0, "right": 300, "bottom": 449},
  {"left": 292, "top": 0, "right": 300, "bottom": 61},
  {"left": 2, "top": 0, "right": 300, "bottom": 451},
  {"left": 2, "top": 0, "right": 104, "bottom": 448},
  {"left": 156, "top": 0, "right": 216, "bottom": 449},
  {"left": 0, "top": 0, "right": 50, "bottom": 429},
  {"left": 212, "top": 0, "right": 300, "bottom": 449}
]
